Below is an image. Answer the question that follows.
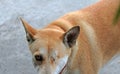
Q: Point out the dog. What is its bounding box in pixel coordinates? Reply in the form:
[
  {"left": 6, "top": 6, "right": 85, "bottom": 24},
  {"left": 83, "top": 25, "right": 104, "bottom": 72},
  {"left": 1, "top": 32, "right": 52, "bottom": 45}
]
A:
[{"left": 20, "top": 0, "right": 120, "bottom": 74}]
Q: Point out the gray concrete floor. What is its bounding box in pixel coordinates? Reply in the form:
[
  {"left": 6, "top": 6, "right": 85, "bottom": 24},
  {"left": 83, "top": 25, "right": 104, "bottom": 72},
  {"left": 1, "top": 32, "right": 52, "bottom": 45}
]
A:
[{"left": 0, "top": 0, "right": 120, "bottom": 74}]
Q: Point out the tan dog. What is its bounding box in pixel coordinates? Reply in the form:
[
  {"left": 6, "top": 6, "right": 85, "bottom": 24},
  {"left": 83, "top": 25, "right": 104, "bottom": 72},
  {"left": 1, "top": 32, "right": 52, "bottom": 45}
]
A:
[{"left": 20, "top": 0, "right": 120, "bottom": 74}]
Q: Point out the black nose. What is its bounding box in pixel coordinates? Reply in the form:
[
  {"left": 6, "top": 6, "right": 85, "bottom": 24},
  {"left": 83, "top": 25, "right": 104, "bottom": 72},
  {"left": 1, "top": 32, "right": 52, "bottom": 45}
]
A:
[{"left": 35, "top": 54, "right": 44, "bottom": 61}]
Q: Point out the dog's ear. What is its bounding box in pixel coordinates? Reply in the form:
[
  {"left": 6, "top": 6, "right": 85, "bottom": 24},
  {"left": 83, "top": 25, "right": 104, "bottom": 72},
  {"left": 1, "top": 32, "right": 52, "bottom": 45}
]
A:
[
  {"left": 20, "top": 18, "right": 37, "bottom": 44},
  {"left": 63, "top": 26, "right": 80, "bottom": 48}
]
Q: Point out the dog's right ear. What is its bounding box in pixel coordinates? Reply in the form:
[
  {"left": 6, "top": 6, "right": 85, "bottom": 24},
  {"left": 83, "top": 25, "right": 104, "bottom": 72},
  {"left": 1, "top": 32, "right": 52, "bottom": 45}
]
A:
[
  {"left": 63, "top": 26, "right": 80, "bottom": 48},
  {"left": 20, "top": 18, "right": 37, "bottom": 44}
]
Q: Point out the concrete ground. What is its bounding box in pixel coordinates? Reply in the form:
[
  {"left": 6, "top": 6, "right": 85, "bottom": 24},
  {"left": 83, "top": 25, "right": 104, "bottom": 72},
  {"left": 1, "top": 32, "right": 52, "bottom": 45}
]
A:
[{"left": 0, "top": 0, "right": 120, "bottom": 74}]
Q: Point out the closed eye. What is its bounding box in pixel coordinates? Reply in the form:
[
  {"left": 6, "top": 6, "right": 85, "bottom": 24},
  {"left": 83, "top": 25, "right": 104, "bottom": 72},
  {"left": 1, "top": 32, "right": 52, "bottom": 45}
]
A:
[{"left": 51, "top": 56, "right": 56, "bottom": 62}]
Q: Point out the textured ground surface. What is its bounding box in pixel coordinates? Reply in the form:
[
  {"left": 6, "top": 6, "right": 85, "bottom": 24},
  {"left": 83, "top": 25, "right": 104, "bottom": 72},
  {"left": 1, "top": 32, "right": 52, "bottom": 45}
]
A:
[{"left": 0, "top": 0, "right": 120, "bottom": 74}]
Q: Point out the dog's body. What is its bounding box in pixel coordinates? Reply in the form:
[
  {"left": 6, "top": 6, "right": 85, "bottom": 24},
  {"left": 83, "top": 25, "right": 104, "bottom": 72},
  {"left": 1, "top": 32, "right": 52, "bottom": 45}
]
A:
[{"left": 21, "top": 0, "right": 120, "bottom": 74}]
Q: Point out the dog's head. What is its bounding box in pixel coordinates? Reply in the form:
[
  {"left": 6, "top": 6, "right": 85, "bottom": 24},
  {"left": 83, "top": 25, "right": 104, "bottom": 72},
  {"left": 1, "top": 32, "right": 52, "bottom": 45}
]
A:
[{"left": 21, "top": 19, "right": 80, "bottom": 74}]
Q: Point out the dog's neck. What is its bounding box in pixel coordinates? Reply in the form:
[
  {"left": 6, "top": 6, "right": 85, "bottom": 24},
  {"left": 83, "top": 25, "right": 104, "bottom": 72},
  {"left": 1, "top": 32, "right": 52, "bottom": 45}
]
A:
[{"left": 44, "top": 19, "right": 74, "bottom": 32}]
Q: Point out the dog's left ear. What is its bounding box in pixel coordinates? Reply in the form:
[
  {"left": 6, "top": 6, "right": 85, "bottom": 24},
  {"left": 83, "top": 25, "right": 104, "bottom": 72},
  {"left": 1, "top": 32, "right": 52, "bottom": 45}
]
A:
[
  {"left": 63, "top": 26, "right": 80, "bottom": 48},
  {"left": 20, "top": 18, "right": 37, "bottom": 44}
]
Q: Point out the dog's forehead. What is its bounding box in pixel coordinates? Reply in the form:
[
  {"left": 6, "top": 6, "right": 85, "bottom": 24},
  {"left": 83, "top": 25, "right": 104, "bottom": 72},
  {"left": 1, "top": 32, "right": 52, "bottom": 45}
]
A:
[
  {"left": 31, "top": 38, "right": 62, "bottom": 55},
  {"left": 36, "top": 29, "right": 63, "bottom": 40},
  {"left": 30, "top": 29, "right": 65, "bottom": 55}
]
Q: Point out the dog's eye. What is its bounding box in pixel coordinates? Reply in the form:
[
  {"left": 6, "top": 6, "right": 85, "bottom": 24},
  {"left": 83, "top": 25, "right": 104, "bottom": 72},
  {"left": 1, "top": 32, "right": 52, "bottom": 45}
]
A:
[
  {"left": 51, "top": 56, "right": 55, "bottom": 62},
  {"left": 35, "top": 55, "right": 44, "bottom": 61}
]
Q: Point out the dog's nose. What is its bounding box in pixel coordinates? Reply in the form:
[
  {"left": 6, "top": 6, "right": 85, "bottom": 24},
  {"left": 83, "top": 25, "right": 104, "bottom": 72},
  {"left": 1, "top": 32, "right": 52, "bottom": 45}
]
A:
[{"left": 35, "top": 54, "right": 44, "bottom": 61}]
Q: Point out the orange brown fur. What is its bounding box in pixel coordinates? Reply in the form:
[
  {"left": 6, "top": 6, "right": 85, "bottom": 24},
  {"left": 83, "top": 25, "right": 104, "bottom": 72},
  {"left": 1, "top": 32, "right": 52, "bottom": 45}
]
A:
[
  {"left": 21, "top": 0, "right": 120, "bottom": 74},
  {"left": 44, "top": 0, "right": 120, "bottom": 73}
]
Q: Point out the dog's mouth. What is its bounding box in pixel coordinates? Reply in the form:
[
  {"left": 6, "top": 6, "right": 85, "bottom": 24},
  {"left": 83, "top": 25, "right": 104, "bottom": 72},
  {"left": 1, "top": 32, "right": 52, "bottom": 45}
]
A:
[{"left": 59, "top": 64, "right": 67, "bottom": 74}]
